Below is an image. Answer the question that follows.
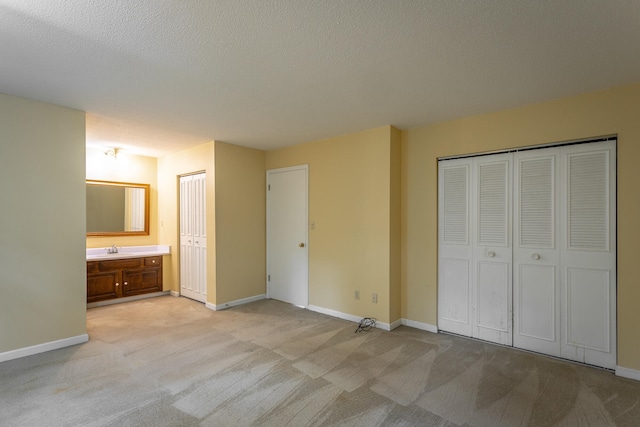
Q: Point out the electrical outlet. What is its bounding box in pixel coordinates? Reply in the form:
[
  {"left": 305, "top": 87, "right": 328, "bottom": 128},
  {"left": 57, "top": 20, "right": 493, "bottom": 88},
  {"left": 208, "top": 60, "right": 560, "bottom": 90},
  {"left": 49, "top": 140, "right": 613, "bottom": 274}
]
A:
[
  {"left": 355, "top": 290, "right": 360, "bottom": 300},
  {"left": 372, "top": 293, "right": 378, "bottom": 303}
]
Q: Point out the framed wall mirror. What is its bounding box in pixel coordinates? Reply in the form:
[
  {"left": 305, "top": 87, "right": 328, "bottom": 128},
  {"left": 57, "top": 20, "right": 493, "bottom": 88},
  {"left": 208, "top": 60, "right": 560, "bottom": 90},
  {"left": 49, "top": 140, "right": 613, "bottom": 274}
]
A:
[{"left": 86, "top": 180, "right": 150, "bottom": 236}]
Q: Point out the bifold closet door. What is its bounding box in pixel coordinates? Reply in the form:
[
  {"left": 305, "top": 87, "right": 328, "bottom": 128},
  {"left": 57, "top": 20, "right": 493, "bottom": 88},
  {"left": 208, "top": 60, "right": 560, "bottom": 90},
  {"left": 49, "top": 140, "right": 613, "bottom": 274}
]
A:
[
  {"left": 439, "top": 140, "right": 616, "bottom": 369},
  {"left": 438, "top": 154, "right": 512, "bottom": 346},
  {"left": 180, "top": 173, "right": 207, "bottom": 303}
]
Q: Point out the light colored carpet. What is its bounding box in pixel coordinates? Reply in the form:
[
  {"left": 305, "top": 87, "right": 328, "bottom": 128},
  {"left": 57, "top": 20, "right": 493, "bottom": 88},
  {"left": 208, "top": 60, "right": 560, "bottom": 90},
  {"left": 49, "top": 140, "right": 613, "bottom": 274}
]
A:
[{"left": 2, "top": 296, "right": 640, "bottom": 426}]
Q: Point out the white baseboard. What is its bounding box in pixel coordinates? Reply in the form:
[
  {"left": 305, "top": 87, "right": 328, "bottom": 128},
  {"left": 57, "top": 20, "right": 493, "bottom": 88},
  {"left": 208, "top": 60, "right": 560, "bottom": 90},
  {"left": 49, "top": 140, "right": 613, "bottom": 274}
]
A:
[
  {"left": 616, "top": 366, "right": 640, "bottom": 381},
  {"left": 205, "top": 294, "right": 267, "bottom": 311},
  {"left": 306, "top": 304, "right": 438, "bottom": 334},
  {"left": 0, "top": 334, "right": 89, "bottom": 363},
  {"left": 307, "top": 305, "right": 395, "bottom": 331},
  {"left": 169, "top": 290, "right": 180, "bottom": 297},
  {"left": 401, "top": 318, "right": 439, "bottom": 333},
  {"left": 389, "top": 318, "right": 403, "bottom": 331}
]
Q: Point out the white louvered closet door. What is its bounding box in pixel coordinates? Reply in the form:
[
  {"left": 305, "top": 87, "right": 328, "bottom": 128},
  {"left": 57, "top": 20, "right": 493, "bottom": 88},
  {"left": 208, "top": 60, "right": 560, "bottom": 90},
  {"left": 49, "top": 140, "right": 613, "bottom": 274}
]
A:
[
  {"left": 560, "top": 141, "right": 616, "bottom": 369},
  {"left": 472, "top": 154, "right": 513, "bottom": 345},
  {"left": 180, "top": 173, "right": 207, "bottom": 303},
  {"left": 439, "top": 140, "right": 616, "bottom": 369},
  {"left": 438, "top": 154, "right": 513, "bottom": 345},
  {"left": 513, "top": 149, "right": 561, "bottom": 356},
  {"left": 438, "top": 159, "right": 473, "bottom": 337}
]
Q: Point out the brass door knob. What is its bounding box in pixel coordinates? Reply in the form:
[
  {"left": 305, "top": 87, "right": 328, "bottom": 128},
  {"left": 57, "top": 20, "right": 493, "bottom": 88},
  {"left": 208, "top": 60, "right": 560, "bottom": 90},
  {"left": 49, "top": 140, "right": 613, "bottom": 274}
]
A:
[{"left": 299, "top": 243, "right": 305, "bottom": 247}]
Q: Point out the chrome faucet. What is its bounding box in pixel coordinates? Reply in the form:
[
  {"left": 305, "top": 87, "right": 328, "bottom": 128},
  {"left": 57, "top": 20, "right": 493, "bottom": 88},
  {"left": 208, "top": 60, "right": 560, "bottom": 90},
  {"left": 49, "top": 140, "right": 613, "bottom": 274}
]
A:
[{"left": 107, "top": 244, "right": 118, "bottom": 254}]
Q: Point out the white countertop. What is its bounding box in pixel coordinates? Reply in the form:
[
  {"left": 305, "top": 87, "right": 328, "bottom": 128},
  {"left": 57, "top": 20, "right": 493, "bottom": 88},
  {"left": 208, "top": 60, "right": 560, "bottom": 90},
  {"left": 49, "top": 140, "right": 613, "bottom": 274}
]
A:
[{"left": 86, "top": 245, "right": 171, "bottom": 261}]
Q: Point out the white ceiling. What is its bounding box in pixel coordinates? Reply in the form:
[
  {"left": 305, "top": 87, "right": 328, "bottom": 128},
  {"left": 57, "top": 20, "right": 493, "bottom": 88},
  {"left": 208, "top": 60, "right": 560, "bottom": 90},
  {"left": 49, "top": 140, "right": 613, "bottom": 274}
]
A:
[{"left": 2, "top": 1, "right": 639, "bottom": 157}]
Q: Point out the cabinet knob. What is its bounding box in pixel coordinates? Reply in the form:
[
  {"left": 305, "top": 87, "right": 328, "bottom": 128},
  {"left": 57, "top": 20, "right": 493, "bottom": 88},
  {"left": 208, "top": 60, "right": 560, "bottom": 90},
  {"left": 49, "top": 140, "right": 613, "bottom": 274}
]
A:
[
  {"left": 299, "top": 242, "right": 305, "bottom": 248},
  {"left": 124, "top": 282, "right": 128, "bottom": 286},
  {"left": 152, "top": 260, "right": 156, "bottom": 263},
  {"left": 488, "top": 251, "right": 496, "bottom": 257},
  {"left": 115, "top": 282, "right": 119, "bottom": 287},
  {"left": 532, "top": 253, "right": 541, "bottom": 260}
]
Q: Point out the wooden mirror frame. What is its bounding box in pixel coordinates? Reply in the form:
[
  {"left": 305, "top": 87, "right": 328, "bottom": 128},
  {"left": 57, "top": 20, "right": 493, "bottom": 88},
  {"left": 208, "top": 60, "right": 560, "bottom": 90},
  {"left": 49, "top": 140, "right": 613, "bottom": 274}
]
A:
[{"left": 86, "top": 180, "right": 150, "bottom": 237}]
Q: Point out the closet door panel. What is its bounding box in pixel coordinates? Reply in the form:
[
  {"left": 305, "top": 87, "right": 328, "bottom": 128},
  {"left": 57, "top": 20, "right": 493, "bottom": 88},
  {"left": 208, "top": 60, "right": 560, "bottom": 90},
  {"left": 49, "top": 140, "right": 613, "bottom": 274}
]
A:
[
  {"left": 440, "top": 258, "right": 470, "bottom": 325},
  {"left": 438, "top": 160, "right": 473, "bottom": 336},
  {"left": 472, "top": 155, "right": 512, "bottom": 345},
  {"left": 476, "top": 261, "right": 509, "bottom": 332},
  {"left": 517, "top": 264, "right": 556, "bottom": 341},
  {"left": 180, "top": 176, "right": 194, "bottom": 296},
  {"left": 180, "top": 173, "right": 207, "bottom": 303},
  {"left": 192, "top": 174, "right": 207, "bottom": 299},
  {"left": 566, "top": 268, "right": 611, "bottom": 352},
  {"left": 513, "top": 151, "right": 561, "bottom": 355},
  {"left": 561, "top": 142, "right": 616, "bottom": 369}
]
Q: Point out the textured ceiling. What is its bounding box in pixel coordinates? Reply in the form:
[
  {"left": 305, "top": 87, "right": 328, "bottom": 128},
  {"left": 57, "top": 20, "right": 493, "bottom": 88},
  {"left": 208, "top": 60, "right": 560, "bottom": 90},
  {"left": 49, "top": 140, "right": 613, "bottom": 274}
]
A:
[{"left": 2, "top": 1, "right": 640, "bottom": 157}]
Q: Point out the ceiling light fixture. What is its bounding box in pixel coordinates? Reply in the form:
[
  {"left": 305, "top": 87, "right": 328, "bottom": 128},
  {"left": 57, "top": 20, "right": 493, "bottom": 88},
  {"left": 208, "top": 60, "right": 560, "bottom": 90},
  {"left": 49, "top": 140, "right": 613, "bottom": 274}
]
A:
[{"left": 104, "top": 147, "right": 120, "bottom": 159}]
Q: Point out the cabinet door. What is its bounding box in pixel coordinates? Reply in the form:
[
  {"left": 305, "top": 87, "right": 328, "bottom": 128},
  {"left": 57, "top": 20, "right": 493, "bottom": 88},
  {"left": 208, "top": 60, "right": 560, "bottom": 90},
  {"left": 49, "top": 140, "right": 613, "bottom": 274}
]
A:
[
  {"left": 122, "top": 267, "right": 162, "bottom": 297},
  {"left": 87, "top": 271, "right": 121, "bottom": 302}
]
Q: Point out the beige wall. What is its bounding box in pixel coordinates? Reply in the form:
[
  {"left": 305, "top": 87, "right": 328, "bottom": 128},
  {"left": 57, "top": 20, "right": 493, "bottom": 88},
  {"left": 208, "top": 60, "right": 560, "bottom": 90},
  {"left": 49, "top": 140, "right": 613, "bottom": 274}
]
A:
[
  {"left": 266, "top": 126, "right": 400, "bottom": 323},
  {"left": 86, "top": 146, "right": 159, "bottom": 248},
  {"left": 0, "top": 93, "right": 86, "bottom": 353},
  {"left": 401, "top": 82, "right": 640, "bottom": 370},
  {"left": 214, "top": 142, "right": 266, "bottom": 304},
  {"left": 157, "top": 141, "right": 266, "bottom": 306},
  {"left": 158, "top": 142, "right": 216, "bottom": 295}
]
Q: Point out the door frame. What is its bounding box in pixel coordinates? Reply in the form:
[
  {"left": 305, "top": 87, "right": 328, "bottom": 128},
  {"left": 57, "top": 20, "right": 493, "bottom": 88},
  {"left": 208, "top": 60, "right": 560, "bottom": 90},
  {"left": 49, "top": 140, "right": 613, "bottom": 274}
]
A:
[{"left": 266, "top": 164, "right": 309, "bottom": 306}]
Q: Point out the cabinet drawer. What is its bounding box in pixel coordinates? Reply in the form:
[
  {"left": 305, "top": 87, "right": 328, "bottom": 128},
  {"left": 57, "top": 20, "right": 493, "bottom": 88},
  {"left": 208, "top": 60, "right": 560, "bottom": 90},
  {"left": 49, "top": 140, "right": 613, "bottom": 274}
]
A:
[
  {"left": 87, "top": 261, "right": 99, "bottom": 274},
  {"left": 99, "top": 258, "right": 143, "bottom": 271},
  {"left": 144, "top": 256, "right": 162, "bottom": 267}
]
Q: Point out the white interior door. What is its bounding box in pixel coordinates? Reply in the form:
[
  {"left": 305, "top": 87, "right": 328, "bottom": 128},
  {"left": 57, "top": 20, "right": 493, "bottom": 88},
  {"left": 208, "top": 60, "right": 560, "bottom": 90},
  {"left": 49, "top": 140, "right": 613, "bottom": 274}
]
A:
[
  {"left": 180, "top": 173, "right": 207, "bottom": 303},
  {"left": 266, "top": 165, "right": 308, "bottom": 307}
]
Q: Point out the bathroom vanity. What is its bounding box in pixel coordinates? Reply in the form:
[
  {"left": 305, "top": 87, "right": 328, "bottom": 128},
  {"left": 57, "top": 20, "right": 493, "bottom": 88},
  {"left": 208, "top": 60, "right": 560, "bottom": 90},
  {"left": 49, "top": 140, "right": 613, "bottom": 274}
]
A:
[{"left": 86, "top": 245, "right": 170, "bottom": 304}]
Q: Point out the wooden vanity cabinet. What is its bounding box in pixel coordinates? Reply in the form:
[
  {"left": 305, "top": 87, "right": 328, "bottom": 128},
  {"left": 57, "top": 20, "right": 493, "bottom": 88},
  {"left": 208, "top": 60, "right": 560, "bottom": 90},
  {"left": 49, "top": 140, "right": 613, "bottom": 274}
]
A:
[{"left": 87, "top": 256, "right": 162, "bottom": 303}]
